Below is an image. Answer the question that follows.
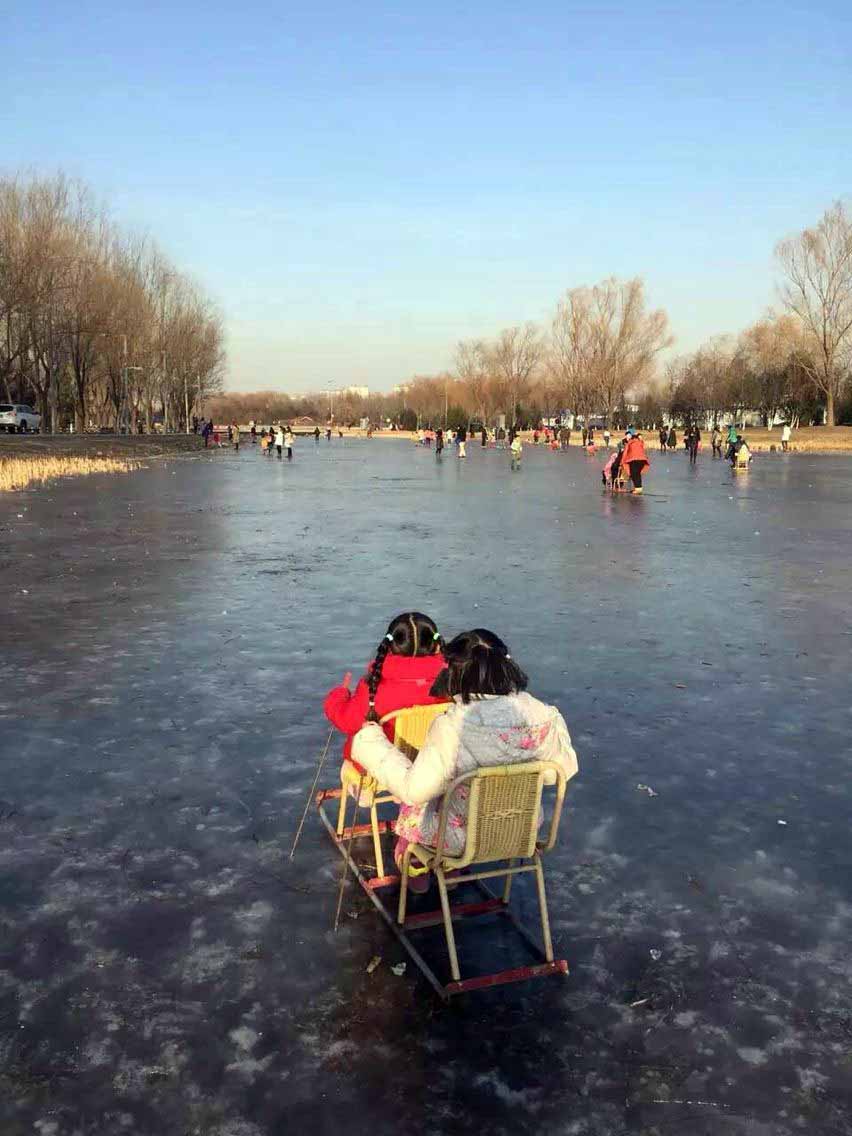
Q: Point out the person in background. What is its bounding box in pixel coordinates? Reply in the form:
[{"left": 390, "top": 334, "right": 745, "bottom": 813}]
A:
[
  {"left": 510, "top": 433, "right": 523, "bottom": 471},
  {"left": 732, "top": 433, "right": 752, "bottom": 467},
  {"left": 725, "top": 423, "right": 738, "bottom": 461},
  {"left": 621, "top": 428, "right": 650, "bottom": 494},
  {"left": 250, "top": 421, "right": 257, "bottom": 444},
  {"left": 609, "top": 438, "right": 626, "bottom": 487},
  {"left": 601, "top": 448, "right": 618, "bottom": 488},
  {"left": 274, "top": 423, "right": 284, "bottom": 459},
  {"left": 435, "top": 427, "right": 444, "bottom": 457},
  {"left": 686, "top": 423, "right": 700, "bottom": 465},
  {"left": 231, "top": 422, "right": 240, "bottom": 452},
  {"left": 659, "top": 425, "right": 668, "bottom": 452},
  {"left": 603, "top": 427, "right": 611, "bottom": 448},
  {"left": 314, "top": 426, "right": 321, "bottom": 444},
  {"left": 481, "top": 425, "right": 487, "bottom": 447},
  {"left": 667, "top": 425, "right": 677, "bottom": 451},
  {"left": 285, "top": 425, "right": 295, "bottom": 461},
  {"left": 457, "top": 425, "right": 467, "bottom": 459},
  {"left": 781, "top": 422, "right": 792, "bottom": 452},
  {"left": 581, "top": 425, "right": 588, "bottom": 447},
  {"left": 711, "top": 424, "right": 722, "bottom": 458},
  {"left": 202, "top": 420, "right": 212, "bottom": 448},
  {"left": 587, "top": 425, "right": 595, "bottom": 446},
  {"left": 326, "top": 425, "right": 332, "bottom": 441}
]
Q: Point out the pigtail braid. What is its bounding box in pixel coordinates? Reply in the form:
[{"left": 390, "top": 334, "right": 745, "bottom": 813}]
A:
[{"left": 366, "top": 635, "right": 393, "bottom": 723}]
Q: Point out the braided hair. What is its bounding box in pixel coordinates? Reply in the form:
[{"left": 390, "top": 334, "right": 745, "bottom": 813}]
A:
[{"left": 366, "top": 612, "right": 442, "bottom": 722}]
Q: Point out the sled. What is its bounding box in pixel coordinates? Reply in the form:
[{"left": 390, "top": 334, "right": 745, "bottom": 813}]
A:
[{"left": 315, "top": 750, "right": 570, "bottom": 1001}]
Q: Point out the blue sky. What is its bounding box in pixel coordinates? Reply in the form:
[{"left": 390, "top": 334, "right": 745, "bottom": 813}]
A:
[{"left": 5, "top": 0, "right": 851, "bottom": 392}]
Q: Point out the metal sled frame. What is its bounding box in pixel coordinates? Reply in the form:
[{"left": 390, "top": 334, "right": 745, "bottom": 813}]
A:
[{"left": 316, "top": 787, "right": 569, "bottom": 1000}]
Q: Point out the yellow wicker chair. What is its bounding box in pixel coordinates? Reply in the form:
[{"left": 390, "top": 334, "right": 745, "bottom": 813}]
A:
[
  {"left": 336, "top": 702, "right": 450, "bottom": 879},
  {"left": 397, "top": 761, "right": 567, "bottom": 984}
]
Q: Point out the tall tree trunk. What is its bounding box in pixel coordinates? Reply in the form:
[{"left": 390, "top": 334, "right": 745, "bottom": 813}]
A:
[{"left": 825, "top": 387, "right": 835, "bottom": 427}]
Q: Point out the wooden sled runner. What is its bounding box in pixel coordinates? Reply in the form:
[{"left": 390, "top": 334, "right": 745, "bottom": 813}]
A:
[{"left": 316, "top": 706, "right": 570, "bottom": 1000}]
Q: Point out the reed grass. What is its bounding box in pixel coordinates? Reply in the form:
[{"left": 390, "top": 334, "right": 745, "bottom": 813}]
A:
[{"left": 0, "top": 455, "right": 139, "bottom": 492}]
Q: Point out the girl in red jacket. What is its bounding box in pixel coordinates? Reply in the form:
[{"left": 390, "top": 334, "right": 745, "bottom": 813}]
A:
[{"left": 323, "top": 612, "right": 448, "bottom": 777}]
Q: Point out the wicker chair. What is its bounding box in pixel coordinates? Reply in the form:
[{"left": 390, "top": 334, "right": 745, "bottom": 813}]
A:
[
  {"left": 336, "top": 703, "right": 450, "bottom": 879},
  {"left": 397, "top": 760, "right": 567, "bottom": 984}
]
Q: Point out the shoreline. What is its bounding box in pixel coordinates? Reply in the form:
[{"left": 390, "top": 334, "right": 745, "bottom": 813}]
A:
[
  {"left": 2, "top": 425, "right": 850, "bottom": 462},
  {"left": 322, "top": 425, "right": 852, "bottom": 455}
]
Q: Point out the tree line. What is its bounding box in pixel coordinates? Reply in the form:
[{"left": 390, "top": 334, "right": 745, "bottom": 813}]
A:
[
  {"left": 214, "top": 199, "right": 851, "bottom": 431},
  {"left": 0, "top": 173, "right": 225, "bottom": 432}
]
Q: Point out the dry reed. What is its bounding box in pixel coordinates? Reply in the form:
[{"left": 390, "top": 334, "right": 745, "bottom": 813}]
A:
[{"left": 0, "top": 455, "right": 139, "bottom": 492}]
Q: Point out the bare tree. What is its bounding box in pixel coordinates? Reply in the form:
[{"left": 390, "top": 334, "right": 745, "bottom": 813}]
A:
[
  {"left": 486, "top": 324, "right": 542, "bottom": 426},
  {"left": 454, "top": 339, "right": 493, "bottom": 423},
  {"left": 552, "top": 278, "right": 670, "bottom": 424},
  {"left": 776, "top": 201, "right": 852, "bottom": 426}
]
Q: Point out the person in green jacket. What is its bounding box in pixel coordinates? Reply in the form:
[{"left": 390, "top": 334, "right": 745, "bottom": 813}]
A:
[{"left": 725, "top": 424, "right": 738, "bottom": 461}]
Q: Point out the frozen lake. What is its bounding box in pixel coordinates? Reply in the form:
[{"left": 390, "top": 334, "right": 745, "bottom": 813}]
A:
[{"left": 1, "top": 437, "right": 851, "bottom": 1135}]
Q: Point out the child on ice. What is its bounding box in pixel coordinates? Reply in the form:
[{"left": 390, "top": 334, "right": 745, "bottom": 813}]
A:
[{"left": 324, "top": 612, "right": 448, "bottom": 795}]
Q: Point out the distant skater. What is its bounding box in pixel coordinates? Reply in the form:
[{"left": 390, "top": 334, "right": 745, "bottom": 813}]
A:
[
  {"left": 314, "top": 426, "right": 320, "bottom": 444},
  {"left": 435, "top": 427, "right": 444, "bottom": 457},
  {"left": 250, "top": 422, "right": 257, "bottom": 445},
  {"left": 285, "top": 426, "right": 294, "bottom": 461},
  {"left": 687, "top": 424, "right": 700, "bottom": 465},
  {"left": 622, "top": 429, "right": 650, "bottom": 494},
  {"left": 458, "top": 426, "right": 467, "bottom": 459},
  {"left": 725, "top": 423, "right": 738, "bottom": 462},
  {"left": 510, "top": 434, "right": 522, "bottom": 471},
  {"left": 232, "top": 422, "right": 240, "bottom": 452},
  {"left": 326, "top": 426, "right": 332, "bottom": 441},
  {"left": 667, "top": 426, "right": 676, "bottom": 451},
  {"left": 275, "top": 424, "right": 284, "bottom": 459},
  {"left": 659, "top": 426, "right": 667, "bottom": 452},
  {"left": 711, "top": 425, "right": 722, "bottom": 458},
  {"left": 781, "top": 423, "right": 791, "bottom": 452}
]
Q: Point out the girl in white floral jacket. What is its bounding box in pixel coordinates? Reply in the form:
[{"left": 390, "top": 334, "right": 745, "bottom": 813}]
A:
[{"left": 352, "top": 628, "right": 579, "bottom": 890}]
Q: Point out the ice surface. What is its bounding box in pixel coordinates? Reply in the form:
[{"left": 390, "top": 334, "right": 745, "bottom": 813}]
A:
[{"left": 1, "top": 440, "right": 851, "bottom": 1135}]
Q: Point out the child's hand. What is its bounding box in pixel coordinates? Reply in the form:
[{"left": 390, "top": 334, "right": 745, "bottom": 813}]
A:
[{"left": 341, "top": 671, "right": 352, "bottom": 691}]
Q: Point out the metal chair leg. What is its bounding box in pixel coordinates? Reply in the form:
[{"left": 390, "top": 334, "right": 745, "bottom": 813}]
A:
[
  {"left": 336, "top": 777, "right": 348, "bottom": 836},
  {"left": 370, "top": 801, "right": 385, "bottom": 878},
  {"left": 397, "top": 846, "right": 412, "bottom": 925},
  {"left": 534, "top": 853, "right": 554, "bottom": 962},
  {"left": 502, "top": 859, "right": 516, "bottom": 903},
  {"left": 436, "top": 867, "right": 461, "bottom": 981}
]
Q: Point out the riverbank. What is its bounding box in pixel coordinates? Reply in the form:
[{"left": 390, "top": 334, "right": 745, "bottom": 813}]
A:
[
  {"left": 0, "top": 433, "right": 206, "bottom": 460},
  {"left": 0, "top": 434, "right": 206, "bottom": 491},
  {"left": 360, "top": 425, "right": 852, "bottom": 453}
]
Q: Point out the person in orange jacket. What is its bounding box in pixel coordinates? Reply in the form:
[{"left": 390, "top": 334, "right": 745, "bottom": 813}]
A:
[{"left": 621, "top": 429, "right": 650, "bottom": 494}]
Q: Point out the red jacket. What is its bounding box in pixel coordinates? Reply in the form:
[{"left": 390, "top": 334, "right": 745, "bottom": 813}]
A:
[
  {"left": 323, "top": 653, "right": 448, "bottom": 771},
  {"left": 622, "top": 436, "right": 650, "bottom": 472}
]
